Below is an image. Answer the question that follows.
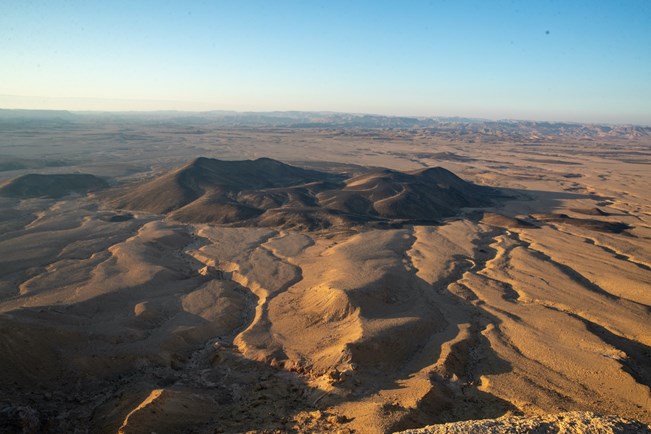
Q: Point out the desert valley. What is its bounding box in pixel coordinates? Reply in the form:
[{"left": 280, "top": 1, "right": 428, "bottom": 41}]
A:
[{"left": 0, "top": 111, "right": 650, "bottom": 433}]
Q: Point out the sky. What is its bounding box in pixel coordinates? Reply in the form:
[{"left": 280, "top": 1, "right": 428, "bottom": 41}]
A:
[{"left": 1, "top": 0, "right": 650, "bottom": 124}]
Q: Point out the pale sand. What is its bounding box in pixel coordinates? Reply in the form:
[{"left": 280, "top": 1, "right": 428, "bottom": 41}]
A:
[
  {"left": 0, "top": 126, "right": 649, "bottom": 433},
  {"left": 396, "top": 411, "right": 651, "bottom": 433}
]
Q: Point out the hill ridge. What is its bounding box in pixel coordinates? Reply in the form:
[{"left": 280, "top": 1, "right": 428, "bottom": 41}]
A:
[
  {"left": 107, "top": 157, "right": 497, "bottom": 229},
  {"left": 0, "top": 173, "right": 108, "bottom": 198}
]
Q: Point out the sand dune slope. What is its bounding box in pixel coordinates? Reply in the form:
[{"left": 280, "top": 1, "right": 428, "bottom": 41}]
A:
[{"left": 1, "top": 132, "right": 650, "bottom": 433}]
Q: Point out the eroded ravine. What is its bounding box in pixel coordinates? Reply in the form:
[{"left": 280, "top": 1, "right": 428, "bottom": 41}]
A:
[{"left": 455, "top": 223, "right": 651, "bottom": 422}]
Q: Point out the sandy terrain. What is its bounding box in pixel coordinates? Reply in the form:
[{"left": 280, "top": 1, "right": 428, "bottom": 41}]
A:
[
  {"left": 0, "top": 121, "right": 649, "bottom": 433},
  {"left": 396, "top": 411, "right": 651, "bottom": 433}
]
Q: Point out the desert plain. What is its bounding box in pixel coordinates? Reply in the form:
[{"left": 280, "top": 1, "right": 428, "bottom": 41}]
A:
[{"left": 0, "top": 113, "right": 649, "bottom": 433}]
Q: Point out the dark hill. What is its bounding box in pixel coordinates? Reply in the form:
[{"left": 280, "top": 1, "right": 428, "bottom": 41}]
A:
[
  {"left": 108, "top": 157, "right": 339, "bottom": 220},
  {"left": 107, "top": 157, "right": 498, "bottom": 229},
  {"left": 319, "top": 167, "right": 491, "bottom": 221},
  {"left": 0, "top": 174, "right": 108, "bottom": 198}
]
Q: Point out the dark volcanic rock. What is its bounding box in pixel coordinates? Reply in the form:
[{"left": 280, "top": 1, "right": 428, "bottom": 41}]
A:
[
  {"left": 107, "top": 157, "right": 498, "bottom": 229},
  {"left": 0, "top": 174, "right": 108, "bottom": 198}
]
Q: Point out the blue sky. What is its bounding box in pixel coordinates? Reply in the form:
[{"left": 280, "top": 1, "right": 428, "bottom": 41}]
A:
[{"left": 1, "top": 0, "right": 650, "bottom": 124}]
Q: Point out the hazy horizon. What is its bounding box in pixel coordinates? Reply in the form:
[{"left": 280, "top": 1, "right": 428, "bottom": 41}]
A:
[
  {"left": 3, "top": 100, "right": 651, "bottom": 127},
  {"left": 2, "top": 1, "right": 650, "bottom": 125}
]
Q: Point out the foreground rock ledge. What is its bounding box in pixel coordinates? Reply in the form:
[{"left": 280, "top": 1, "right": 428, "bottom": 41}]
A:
[{"left": 395, "top": 412, "right": 651, "bottom": 434}]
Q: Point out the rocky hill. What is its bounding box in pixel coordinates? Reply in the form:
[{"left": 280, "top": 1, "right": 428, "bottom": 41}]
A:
[
  {"left": 395, "top": 412, "right": 651, "bottom": 434},
  {"left": 107, "top": 157, "right": 496, "bottom": 229}
]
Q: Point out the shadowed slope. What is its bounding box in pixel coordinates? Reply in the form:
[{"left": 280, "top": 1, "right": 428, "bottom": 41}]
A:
[
  {"left": 108, "top": 157, "right": 333, "bottom": 216},
  {"left": 108, "top": 157, "right": 496, "bottom": 228},
  {"left": 0, "top": 174, "right": 108, "bottom": 198},
  {"left": 321, "top": 167, "right": 492, "bottom": 220}
]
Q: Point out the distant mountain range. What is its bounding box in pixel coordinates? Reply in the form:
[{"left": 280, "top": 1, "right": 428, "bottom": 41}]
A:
[{"left": 0, "top": 109, "right": 649, "bottom": 139}]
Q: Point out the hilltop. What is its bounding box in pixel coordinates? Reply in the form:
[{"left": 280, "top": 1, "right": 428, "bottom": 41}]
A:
[{"left": 107, "top": 157, "right": 496, "bottom": 229}]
